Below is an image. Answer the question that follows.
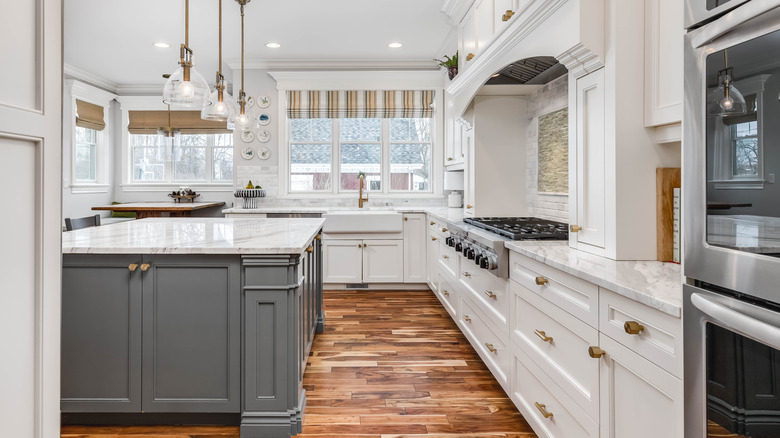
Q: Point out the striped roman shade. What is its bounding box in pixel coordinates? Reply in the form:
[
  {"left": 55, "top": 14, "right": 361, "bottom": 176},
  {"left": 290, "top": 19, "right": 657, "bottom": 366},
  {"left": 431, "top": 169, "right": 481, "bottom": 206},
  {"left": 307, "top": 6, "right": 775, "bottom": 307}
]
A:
[{"left": 286, "top": 90, "right": 435, "bottom": 119}]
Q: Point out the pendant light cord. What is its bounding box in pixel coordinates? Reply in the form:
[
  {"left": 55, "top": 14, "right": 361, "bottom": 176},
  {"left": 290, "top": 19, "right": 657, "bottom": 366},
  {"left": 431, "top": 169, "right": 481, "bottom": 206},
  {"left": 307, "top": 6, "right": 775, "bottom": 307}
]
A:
[
  {"left": 218, "top": 0, "right": 222, "bottom": 75},
  {"left": 185, "top": 0, "right": 189, "bottom": 48},
  {"left": 240, "top": 3, "right": 245, "bottom": 94}
]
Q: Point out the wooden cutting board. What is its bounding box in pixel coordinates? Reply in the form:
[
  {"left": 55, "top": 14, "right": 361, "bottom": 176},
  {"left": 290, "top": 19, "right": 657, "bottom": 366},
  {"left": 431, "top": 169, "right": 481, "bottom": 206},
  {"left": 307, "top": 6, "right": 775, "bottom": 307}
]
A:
[{"left": 657, "top": 168, "right": 681, "bottom": 262}]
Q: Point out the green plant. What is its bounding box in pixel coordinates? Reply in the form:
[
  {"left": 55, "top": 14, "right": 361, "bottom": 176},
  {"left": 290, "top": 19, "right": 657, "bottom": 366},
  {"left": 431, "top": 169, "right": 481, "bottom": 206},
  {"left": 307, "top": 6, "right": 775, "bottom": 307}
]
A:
[
  {"left": 357, "top": 171, "right": 366, "bottom": 179},
  {"left": 434, "top": 51, "right": 458, "bottom": 68}
]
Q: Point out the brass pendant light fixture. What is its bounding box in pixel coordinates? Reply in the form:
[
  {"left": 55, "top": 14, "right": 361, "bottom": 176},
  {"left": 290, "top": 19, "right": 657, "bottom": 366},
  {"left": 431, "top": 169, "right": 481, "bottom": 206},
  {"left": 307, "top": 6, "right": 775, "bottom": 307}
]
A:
[
  {"left": 163, "top": 0, "right": 210, "bottom": 108},
  {"left": 708, "top": 49, "right": 747, "bottom": 117},
  {"left": 158, "top": 104, "right": 181, "bottom": 139},
  {"left": 228, "top": 0, "right": 260, "bottom": 131},
  {"left": 202, "top": 0, "right": 238, "bottom": 121}
]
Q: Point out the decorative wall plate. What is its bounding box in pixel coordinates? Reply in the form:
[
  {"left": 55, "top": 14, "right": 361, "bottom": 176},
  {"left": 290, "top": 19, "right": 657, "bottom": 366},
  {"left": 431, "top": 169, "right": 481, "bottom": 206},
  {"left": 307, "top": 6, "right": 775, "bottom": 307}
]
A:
[
  {"left": 258, "top": 147, "right": 271, "bottom": 160},
  {"left": 257, "top": 130, "right": 271, "bottom": 143},
  {"left": 241, "top": 147, "right": 255, "bottom": 160},
  {"left": 258, "top": 113, "right": 271, "bottom": 125},
  {"left": 241, "top": 130, "right": 255, "bottom": 143},
  {"left": 246, "top": 96, "right": 255, "bottom": 108},
  {"left": 257, "top": 96, "right": 271, "bottom": 108}
]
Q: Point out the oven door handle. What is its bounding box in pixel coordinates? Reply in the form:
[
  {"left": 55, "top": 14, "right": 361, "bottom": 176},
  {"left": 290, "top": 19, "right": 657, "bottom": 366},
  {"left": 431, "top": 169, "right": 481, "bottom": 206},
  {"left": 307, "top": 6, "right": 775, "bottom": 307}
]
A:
[{"left": 691, "top": 292, "right": 780, "bottom": 351}]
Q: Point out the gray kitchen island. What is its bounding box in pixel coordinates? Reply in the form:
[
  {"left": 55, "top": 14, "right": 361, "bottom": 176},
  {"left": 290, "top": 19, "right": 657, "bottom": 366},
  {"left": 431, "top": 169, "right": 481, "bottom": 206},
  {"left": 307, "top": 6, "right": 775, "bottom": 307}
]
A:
[{"left": 61, "top": 217, "right": 324, "bottom": 437}]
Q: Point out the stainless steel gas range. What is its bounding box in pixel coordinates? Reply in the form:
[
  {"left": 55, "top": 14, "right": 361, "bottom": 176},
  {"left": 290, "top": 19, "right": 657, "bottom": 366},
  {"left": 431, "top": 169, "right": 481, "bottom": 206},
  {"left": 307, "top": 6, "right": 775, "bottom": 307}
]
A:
[{"left": 445, "top": 217, "right": 568, "bottom": 278}]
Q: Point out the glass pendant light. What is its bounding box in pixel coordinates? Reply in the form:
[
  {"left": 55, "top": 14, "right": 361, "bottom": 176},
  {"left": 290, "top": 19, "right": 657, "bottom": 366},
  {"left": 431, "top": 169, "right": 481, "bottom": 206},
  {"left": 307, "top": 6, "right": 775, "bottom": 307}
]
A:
[
  {"left": 708, "top": 50, "right": 747, "bottom": 117},
  {"left": 158, "top": 105, "right": 181, "bottom": 151},
  {"left": 228, "top": 0, "right": 260, "bottom": 131},
  {"left": 163, "top": 0, "right": 210, "bottom": 108},
  {"left": 202, "top": 0, "right": 238, "bottom": 121}
]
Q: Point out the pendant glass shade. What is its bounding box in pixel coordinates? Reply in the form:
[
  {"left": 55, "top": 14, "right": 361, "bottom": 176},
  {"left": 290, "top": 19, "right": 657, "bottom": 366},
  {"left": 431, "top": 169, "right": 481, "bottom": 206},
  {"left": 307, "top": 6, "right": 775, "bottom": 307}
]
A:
[
  {"left": 163, "top": 65, "right": 211, "bottom": 108},
  {"left": 228, "top": 108, "right": 259, "bottom": 131},
  {"left": 202, "top": 89, "right": 238, "bottom": 121},
  {"left": 708, "top": 69, "right": 747, "bottom": 117}
]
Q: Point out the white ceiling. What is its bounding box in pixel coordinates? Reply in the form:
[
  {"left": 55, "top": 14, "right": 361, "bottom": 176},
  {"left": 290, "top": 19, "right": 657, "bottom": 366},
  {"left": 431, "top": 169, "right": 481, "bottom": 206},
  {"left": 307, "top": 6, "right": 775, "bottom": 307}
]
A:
[{"left": 64, "top": 0, "right": 454, "bottom": 88}]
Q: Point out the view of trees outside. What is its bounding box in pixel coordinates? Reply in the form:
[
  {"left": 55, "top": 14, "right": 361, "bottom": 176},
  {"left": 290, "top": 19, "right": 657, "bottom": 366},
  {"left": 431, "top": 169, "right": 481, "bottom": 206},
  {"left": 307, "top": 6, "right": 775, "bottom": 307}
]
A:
[
  {"left": 74, "top": 126, "right": 97, "bottom": 182},
  {"left": 132, "top": 133, "right": 233, "bottom": 183},
  {"left": 733, "top": 121, "right": 758, "bottom": 177},
  {"left": 290, "top": 119, "right": 332, "bottom": 191},
  {"left": 390, "top": 118, "right": 430, "bottom": 191}
]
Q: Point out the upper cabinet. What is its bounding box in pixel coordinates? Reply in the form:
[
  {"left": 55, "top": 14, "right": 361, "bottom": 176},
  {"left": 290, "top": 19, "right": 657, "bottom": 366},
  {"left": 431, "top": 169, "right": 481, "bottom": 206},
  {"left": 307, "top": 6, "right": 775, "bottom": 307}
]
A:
[
  {"left": 475, "top": 0, "right": 495, "bottom": 52},
  {"left": 644, "top": 0, "right": 684, "bottom": 139},
  {"left": 456, "top": 0, "right": 524, "bottom": 74},
  {"left": 459, "top": 10, "right": 477, "bottom": 70}
]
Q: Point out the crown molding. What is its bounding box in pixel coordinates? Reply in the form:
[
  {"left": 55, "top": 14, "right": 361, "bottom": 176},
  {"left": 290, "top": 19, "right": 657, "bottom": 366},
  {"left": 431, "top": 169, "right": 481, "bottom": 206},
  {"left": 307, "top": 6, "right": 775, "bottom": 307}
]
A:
[
  {"left": 65, "top": 80, "right": 118, "bottom": 105},
  {"left": 114, "top": 84, "right": 165, "bottom": 96},
  {"left": 64, "top": 64, "right": 118, "bottom": 93},
  {"left": 268, "top": 70, "right": 446, "bottom": 91},
  {"left": 440, "top": 0, "right": 474, "bottom": 25},
  {"left": 225, "top": 59, "right": 440, "bottom": 71}
]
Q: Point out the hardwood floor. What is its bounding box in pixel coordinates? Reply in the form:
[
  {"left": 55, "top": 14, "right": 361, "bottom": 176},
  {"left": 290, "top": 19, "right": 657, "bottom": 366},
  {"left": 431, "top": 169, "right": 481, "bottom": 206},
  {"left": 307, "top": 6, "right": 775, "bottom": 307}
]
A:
[{"left": 62, "top": 290, "right": 537, "bottom": 438}]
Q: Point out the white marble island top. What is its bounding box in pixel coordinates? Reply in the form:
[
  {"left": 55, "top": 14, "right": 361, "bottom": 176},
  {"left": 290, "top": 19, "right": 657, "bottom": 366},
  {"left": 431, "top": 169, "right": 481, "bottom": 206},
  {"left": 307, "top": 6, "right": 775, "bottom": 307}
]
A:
[
  {"left": 63, "top": 218, "right": 325, "bottom": 255},
  {"left": 505, "top": 241, "right": 683, "bottom": 317},
  {"left": 707, "top": 215, "right": 780, "bottom": 253}
]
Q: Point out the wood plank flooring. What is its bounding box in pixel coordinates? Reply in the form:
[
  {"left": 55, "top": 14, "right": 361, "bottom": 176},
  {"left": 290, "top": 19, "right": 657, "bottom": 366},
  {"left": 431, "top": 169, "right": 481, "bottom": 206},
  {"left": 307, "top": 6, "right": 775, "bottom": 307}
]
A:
[{"left": 62, "top": 290, "right": 537, "bottom": 438}]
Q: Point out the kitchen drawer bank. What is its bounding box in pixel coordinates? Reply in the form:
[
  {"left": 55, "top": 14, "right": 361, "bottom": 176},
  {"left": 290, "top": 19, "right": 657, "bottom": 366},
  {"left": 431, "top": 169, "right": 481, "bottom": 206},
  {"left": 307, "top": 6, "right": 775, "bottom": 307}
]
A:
[
  {"left": 61, "top": 218, "right": 324, "bottom": 438},
  {"left": 427, "top": 224, "right": 684, "bottom": 438}
]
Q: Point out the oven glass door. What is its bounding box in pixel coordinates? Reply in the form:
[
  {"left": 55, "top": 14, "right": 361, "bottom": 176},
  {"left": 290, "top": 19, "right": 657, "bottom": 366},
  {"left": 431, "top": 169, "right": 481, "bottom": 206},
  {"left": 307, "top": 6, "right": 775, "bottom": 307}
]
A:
[
  {"left": 705, "top": 28, "right": 780, "bottom": 258},
  {"left": 706, "top": 322, "right": 780, "bottom": 437}
]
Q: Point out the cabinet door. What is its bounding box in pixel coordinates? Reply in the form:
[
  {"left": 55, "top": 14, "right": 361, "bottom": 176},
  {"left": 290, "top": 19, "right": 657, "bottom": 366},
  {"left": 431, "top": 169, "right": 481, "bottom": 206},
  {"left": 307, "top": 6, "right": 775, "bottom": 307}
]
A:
[
  {"left": 141, "top": 255, "right": 240, "bottom": 413},
  {"left": 599, "top": 335, "right": 683, "bottom": 438},
  {"left": 445, "top": 116, "right": 458, "bottom": 166},
  {"left": 494, "top": 0, "right": 513, "bottom": 34},
  {"left": 460, "top": 10, "right": 477, "bottom": 69},
  {"left": 427, "top": 227, "right": 440, "bottom": 289},
  {"left": 464, "top": 126, "right": 476, "bottom": 216},
  {"left": 403, "top": 214, "right": 428, "bottom": 283},
  {"left": 61, "top": 255, "right": 143, "bottom": 412},
  {"left": 323, "top": 239, "right": 363, "bottom": 283},
  {"left": 475, "top": 0, "right": 494, "bottom": 51},
  {"left": 644, "top": 0, "right": 683, "bottom": 127},
  {"left": 572, "top": 69, "right": 606, "bottom": 251},
  {"left": 363, "top": 240, "right": 404, "bottom": 283}
]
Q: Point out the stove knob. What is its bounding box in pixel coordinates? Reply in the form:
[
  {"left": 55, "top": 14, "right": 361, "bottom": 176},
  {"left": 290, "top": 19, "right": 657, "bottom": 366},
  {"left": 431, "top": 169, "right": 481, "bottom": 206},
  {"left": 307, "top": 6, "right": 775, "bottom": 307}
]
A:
[
  {"left": 474, "top": 252, "right": 484, "bottom": 265},
  {"left": 455, "top": 241, "right": 463, "bottom": 252},
  {"left": 445, "top": 236, "right": 454, "bottom": 247},
  {"left": 479, "top": 257, "right": 489, "bottom": 269},
  {"left": 462, "top": 244, "right": 471, "bottom": 257},
  {"left": 485, "top": 254, "right": 499, "bottom": 270},
  {"left": 466, "top": 248, "right": 476, "bottom": 260}
]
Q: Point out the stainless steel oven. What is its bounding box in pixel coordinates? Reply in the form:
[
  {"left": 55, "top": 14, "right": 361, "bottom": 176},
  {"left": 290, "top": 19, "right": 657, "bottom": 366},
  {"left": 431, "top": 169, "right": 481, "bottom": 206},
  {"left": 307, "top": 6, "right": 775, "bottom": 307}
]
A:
[
  {"left": 685, "top": 0, "right": 752, "bottom": 29},
  {"left": 684, "top": 284, "right": 780, "bottom": 437}
]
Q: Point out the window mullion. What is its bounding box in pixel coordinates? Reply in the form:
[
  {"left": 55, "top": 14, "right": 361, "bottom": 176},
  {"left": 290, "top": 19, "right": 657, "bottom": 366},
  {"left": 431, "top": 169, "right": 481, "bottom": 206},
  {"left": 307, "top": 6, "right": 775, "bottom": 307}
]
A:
[
  {"left": 333, "top": 119, "right": 340, "bottom": 194},
  {"left": 206, "top": 136, "right": 214, "bottom": 183},
  {"left": 382, "top": 119, "right": 390, "bottom": 194}
]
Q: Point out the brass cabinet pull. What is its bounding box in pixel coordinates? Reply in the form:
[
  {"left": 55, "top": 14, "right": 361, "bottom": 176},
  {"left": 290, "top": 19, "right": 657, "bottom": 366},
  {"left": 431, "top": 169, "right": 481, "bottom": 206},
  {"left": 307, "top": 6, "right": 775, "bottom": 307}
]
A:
[
  {"left": 466, "top": 53, "right": 475, "bottom": 61},
  {"left": 624, "top": 321, "right": 645, "bottom": 335},
  {"left": 358, "top": 243, "right": 362, "bottom": 248},
  {"left": 464, "top": 314, "right": 472, "bottom": 322},
  {"left": 443, "top": 290, "right": 449, "bottom": 296},
  {"left": 466, "top": 204, "right": 473, "bottom": 209},
  {"left": 502, "top": 9, "right": 515, "bottom": 21},
  {"left": 534, "top": 402, "right": 554, "bottom": 419},
  {"left": 404, "top": 217, "right": 409, "bottom": 221},
  {"left": 570, "top": 225, "right": 582, "bottom": 232},
  {"left": 315, "top": 234, "right": 321, "bottom": 240},
  {"left": 128, "top": 264, "right": 139, "bottom": 272},
  {"left": 534, "top": 330, "right": 553, "bottom": 343},
  {"left": 484, "top": 290, "right": 496, "bottom": 299},
  {"left": 140, "top": 263, "right": 151, "bottom": 272},
  {"left": 442, "top": 255, "right": 449, "bottom": 259},
  {"left": 430, "top": 221, "right": 436, "bottom": 225},
  {"left": 441, "top": 227, "right": 448, "bottom": 232},
  {"left": 306, "top": 246, "right": 313, "bottom": 253},
  {"left": 588, "top": 346, "right": 606, "bottom": 358},
  {"left": 535, "top": 276, "right": 549, "bottom": 285},
  {"left": 463, "top": 272, "right": 472, "bottom": 278},
  {"left": 485, "top": 342, "right": 497, "bottom": 353},
  {"left": 363, "top": 243, "right": 368, "bottom": 248},
  {"left": 447, "top": 157, "right": 454, "bottom": 161},
  {"left": 431, "top": 237, "right": 437, "bottom": 241}
]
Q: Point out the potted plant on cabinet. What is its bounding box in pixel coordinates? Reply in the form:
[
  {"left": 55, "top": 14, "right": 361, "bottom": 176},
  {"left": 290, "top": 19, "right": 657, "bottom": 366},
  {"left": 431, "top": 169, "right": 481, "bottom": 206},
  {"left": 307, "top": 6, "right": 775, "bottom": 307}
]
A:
[{"left": 435, "top": 51, "right": 459, "bottom": 80}]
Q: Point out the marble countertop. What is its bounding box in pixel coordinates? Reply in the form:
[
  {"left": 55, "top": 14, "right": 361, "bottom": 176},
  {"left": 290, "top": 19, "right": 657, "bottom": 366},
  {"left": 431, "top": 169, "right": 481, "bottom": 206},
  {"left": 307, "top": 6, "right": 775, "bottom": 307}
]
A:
[
  {"left": 707, "top": 215, "right": 780, "bottom": 253},
  {"left": 63, "top": 218, "right": 325, "bottom": 255},
  {"left": 505, "top": 241, "right": 683, "bottom": 317},
  {"left": 223, "top": 205, "right": 466, "bottom": 223}
]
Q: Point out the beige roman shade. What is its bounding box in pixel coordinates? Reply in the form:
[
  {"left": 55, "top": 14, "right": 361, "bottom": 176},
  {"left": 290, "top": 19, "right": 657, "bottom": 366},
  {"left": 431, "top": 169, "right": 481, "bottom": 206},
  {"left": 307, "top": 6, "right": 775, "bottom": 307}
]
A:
[
  {"left": 286, "top": 90, "right": 435, "bottom": 119},
  {"left": 127, "top": 110, "right": 230, "bottom": 134},
  {"left": 722, "top": 94, "right": 758, "bottom": 126},
  {"left": 75, "top": 99, "right": 106, "bottom": 131}
]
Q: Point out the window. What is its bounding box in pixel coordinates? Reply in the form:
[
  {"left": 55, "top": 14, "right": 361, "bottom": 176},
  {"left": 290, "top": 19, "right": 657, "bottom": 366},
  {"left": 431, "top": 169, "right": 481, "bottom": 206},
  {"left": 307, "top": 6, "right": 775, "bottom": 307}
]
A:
[
  {"left": 74, "top": 126, "right": 98, "bottom": 182},
  {"left": 731, "top": 120, "right": 758, "bottom": 178},
  {"left": 288, "top": 118, "right": 432, "bottom": 194},
  {"left": 131, "top": 133, "right": 233, "bottom": 184}
]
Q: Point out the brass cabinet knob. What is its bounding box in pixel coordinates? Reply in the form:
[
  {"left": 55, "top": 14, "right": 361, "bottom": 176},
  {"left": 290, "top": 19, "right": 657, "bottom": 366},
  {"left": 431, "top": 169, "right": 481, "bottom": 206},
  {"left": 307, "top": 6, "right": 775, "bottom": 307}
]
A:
[
  {"left": 358, "top": 243, "right": 362, "bottom": 248},
  {"left": 466, "top": 205, "right": 473, "bottom": 209},
  {"left": 502, "top": 9, "right": 515, "bottom": 21},
  {"left": 447, "top": 157, "right": 454, "bottom": 161},
  {"left": 140, "top": 263, "right": 151, "bottom": 272},
  {"left": 441, "top": 227, "right": 448, "bottom": 232},
  {"left": 463, "top": 272, "right": 472, "bottom": 278},
  {"left": 534, "top": 329, "right": 553, "bottom": 343},
  {"left": 315, "top": 234, "right": 321, "bottom": 240},
  {"left": 430, "top": 221, "right": 436, "bottom": 225},
  {"left": 466, "top": 53, "right": 475, "bottom": 61},
  {"left": 431, "top": 237, "right": 437, "bottom": 241},
  {"left": 570, "top": 225, "right": 582, "bottom": 232},
  {"left": 442, "top": 255, "right": 449, "bottom": 259},
  {"left": 535, "top": 276, "right": 549, "bottom": 286},
  {"left": 463, "top": 314, "right": 472, "bottom": 322},
  {"left": 534, "top": 402, "right": 554, "bottom": 419},
  {"left": 128, "top": 264, "right": 139, "bottom": 272},
  {"left": 404, "top": 217, "right": 409, "bottom": 221},
  {"left": 443, "top": 290, "right": 449, "bottom": 296},
  {"left": 484, "top": 342, "right": 497, "bottom": 353},
  {"left": 306, "top": 246, "right": 313, "bottom": 253},
  {"left": 588, "top": 346, "right": 606, "bottom": 358},
  {"left": 363, "top": 243, "right": 367, "bottom": 248},
  {"left": 484, "top": 290, "right": 496, "bottom": 299},
  {"left": 624, "top": 321, "right": 645, "bottom": 335}
]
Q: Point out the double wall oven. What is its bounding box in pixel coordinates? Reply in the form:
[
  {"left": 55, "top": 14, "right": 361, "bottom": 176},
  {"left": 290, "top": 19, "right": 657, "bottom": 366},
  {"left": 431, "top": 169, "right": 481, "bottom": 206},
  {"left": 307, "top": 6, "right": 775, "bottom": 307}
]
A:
[{"left": 684, "top": 1, "right": 780, "bottom": 436}]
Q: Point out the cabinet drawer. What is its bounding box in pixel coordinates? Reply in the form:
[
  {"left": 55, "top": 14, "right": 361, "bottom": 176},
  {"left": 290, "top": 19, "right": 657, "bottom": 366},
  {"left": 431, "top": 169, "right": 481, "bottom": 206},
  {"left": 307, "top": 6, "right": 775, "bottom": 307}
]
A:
[
  {"left": 599, "top": 288, "right": 682, "bottom": 378},
  {"left": 437, "top": 274, "right": 459, "bottom": 320},
  {"left": 460, "top": 297, "right": 511, "bottom": 386},
  {"left": 511, "top": 348, "right": 599, "bottom": 438},
  {"left": 509, "top": 251, "right": 598, "bottom": 327},
  {"left": 460, "top": 261, "right": 509, "bottom": 334},
  {"left": 438, "top": 241, "right": 459, "bottom": 280},
  {"left": 511, "top": 281, "right": 599, "bottom": 420},
  {"left": 428, "top": 218, "right": 447, "bottom": 238}
]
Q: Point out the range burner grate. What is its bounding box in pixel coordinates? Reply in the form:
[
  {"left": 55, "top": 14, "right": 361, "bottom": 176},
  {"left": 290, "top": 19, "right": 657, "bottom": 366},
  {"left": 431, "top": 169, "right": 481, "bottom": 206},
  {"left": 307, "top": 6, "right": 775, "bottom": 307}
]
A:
[{"left": 463, "top": 217, "right": 569, "bottom": 240}]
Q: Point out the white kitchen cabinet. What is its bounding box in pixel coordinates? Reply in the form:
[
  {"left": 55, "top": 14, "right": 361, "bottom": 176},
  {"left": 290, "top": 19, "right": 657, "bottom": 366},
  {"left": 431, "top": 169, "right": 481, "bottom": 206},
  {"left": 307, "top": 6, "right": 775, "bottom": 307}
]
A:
[
  {"left": 493, "top": 0, "right": 514, "bottom": 35},
  {"left": 322, "top": 240, "right": 363, "bottom": 283},
  {"left": 444, "top": 113, "right": 465, "bottom": 167},
  {"left": 362, "top": 240, "right": 404, "bottom": 283},
  {"left": 598, "top": 334, "right": 683, "bottom": 438},
  {"left": 475, "top": 0, "right": 494, "bottom": 52},
  {"left": 459, "top": 8, "right": 477, "bottom": 71},
  {"left": 427, "top": 229, "right": 440, "bottom": 289},
  {"left": 644, "top": 0, "right": 683, "bottom": 129},
  {"left": 570, "top": 68, "right": 607, "bottom": 254},
  {"left": 403, "top": 213, "right": 427, "bottom": 283}
]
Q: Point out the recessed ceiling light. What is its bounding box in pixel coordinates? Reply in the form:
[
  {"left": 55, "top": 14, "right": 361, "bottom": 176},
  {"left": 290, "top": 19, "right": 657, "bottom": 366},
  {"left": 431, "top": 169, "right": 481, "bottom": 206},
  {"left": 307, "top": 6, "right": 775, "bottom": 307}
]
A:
[
  {"left": 154, "top": 42, "right": 171, "bottom": 48},
  {"left": 266, "top": 42, "right": 281, "bottom": 48},
  {"left": 388, "top": 42, "right": 403, "bottom": 48}
]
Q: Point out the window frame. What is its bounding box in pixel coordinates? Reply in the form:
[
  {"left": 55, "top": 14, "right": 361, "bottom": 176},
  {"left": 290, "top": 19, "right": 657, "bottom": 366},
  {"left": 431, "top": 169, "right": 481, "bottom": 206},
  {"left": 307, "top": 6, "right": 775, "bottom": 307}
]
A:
[
  {"left": 129, "top": 133, "right": 234, "bottom": 185},
  {"left": 67, "top": 80, "right": 116, "bottom": 193}
]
